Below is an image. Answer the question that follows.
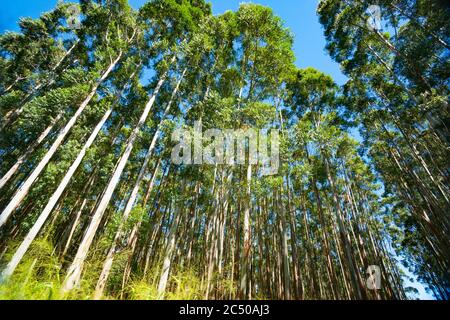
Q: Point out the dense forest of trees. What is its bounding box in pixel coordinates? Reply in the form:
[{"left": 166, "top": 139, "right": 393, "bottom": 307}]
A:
[{"left": 0, "top": 0, "right": 448, "bottom": 300}]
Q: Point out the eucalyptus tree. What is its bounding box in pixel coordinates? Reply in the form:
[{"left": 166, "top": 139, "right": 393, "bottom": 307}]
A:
[
  {"left": 0, "top": 2, "right": 80, "bottom": 126},
  {"left": 285, "top": 67, "right": 405, "bottom": 299},
  {"left": 0, "top": 57, "right": 141, "bottom": 282},
  {"left": 228, "top": 3, "right": 296, "bottom": 299},
  {"left": 0, "top": 2, "right": 83, "bottom": 189},
  {"left": 318, "top": 0, "right": 450, "bottom": 298},
  {"left": 93, "top": 65, "right": 185, "bottom": 299},
  {"left": 61, "top": 0, "right": 212, "bottom": 293},
  {"left": 0, "top": 0, "right": 139, "bottom": 228},
  {"left": 0, "top": 0, "right": 437, "bottom": 300}
]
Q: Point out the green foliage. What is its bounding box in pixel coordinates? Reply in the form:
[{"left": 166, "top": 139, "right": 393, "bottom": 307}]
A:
[{"left": 0, "top": 0, "right": 446, "bottom": 301}]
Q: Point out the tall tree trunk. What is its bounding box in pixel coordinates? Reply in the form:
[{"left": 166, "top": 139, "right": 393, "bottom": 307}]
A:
[
  {"left": 93, "top": 68, "right": 184, "bottom": 299},
  {"left": 157, "top": 186, "right": 184, "bottom": 299},
  {"left": 0, "top": 41, "right": 79, "bottom": 129},
  {"left": 61, "top": 59, "right": 172, "bottom": 293},
  {"left": 239, "top": 163, "right": 252, "bottom": 299},
  {"left": 0, "top": 94, "right": 119, "bottom": 280},
  {"left": 0, "top": 112, "right": 63, "bottom": 190},
  {"left": 0, "top": 52, "right": 122, "bottom": 228}
]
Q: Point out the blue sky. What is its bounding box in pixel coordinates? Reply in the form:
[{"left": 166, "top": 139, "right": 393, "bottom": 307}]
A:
[
  {"left": 0, "top": 0, "right": 347, "bottom": 85},
  {"left": 208, "top": 0, "right": 348, "bottom": 85},
  {"left": 0, "top": 0, "right": 434, "bottom": 300}
]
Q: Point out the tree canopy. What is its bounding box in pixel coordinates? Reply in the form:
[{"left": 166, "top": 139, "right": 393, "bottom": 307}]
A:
[{"left": 0, "top": 0, "right": 448, "bottom": 300}]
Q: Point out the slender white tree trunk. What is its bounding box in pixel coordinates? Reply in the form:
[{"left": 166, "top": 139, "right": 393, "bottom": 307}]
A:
[
  {"left": 61, "top": 197, "right": 87, "bottom": 258},
  {"left": 278, "top": 193, "right": 291, "bottom": 300},
  {"left": 94, "top": 68, "right": 185, "bottom": 298},
  {"left": 1, "top": 41, "right": 79, "bottom": 130},
  {"left": 157, "top": 206, "right": 181, "bottom": 300},
  {"left": 239, "top": 163, "right": 252, "bottom": 298},
  {"left": 0, "top": 112, "right": 63, "bottom": 190},
  {"left": 0, "top": 106, "right": 113, "bottom": 281},
  {"left": 0, "top": 52, "right": 122, "bottom": 228},
  {"left": 93, "top": 156, "right": 162, "bottom": 299},
  {"left": 50, "top": 41, "right": 79, "bottom": 73},
  {"left": 117, "top": 67, "right": 185, "bottom": 225},
  {"left": 61, "top": 58, "right": 174, "bottom": 293},
  {"left": 1, "top": 77, "right": 21, "bottom": 95}
]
